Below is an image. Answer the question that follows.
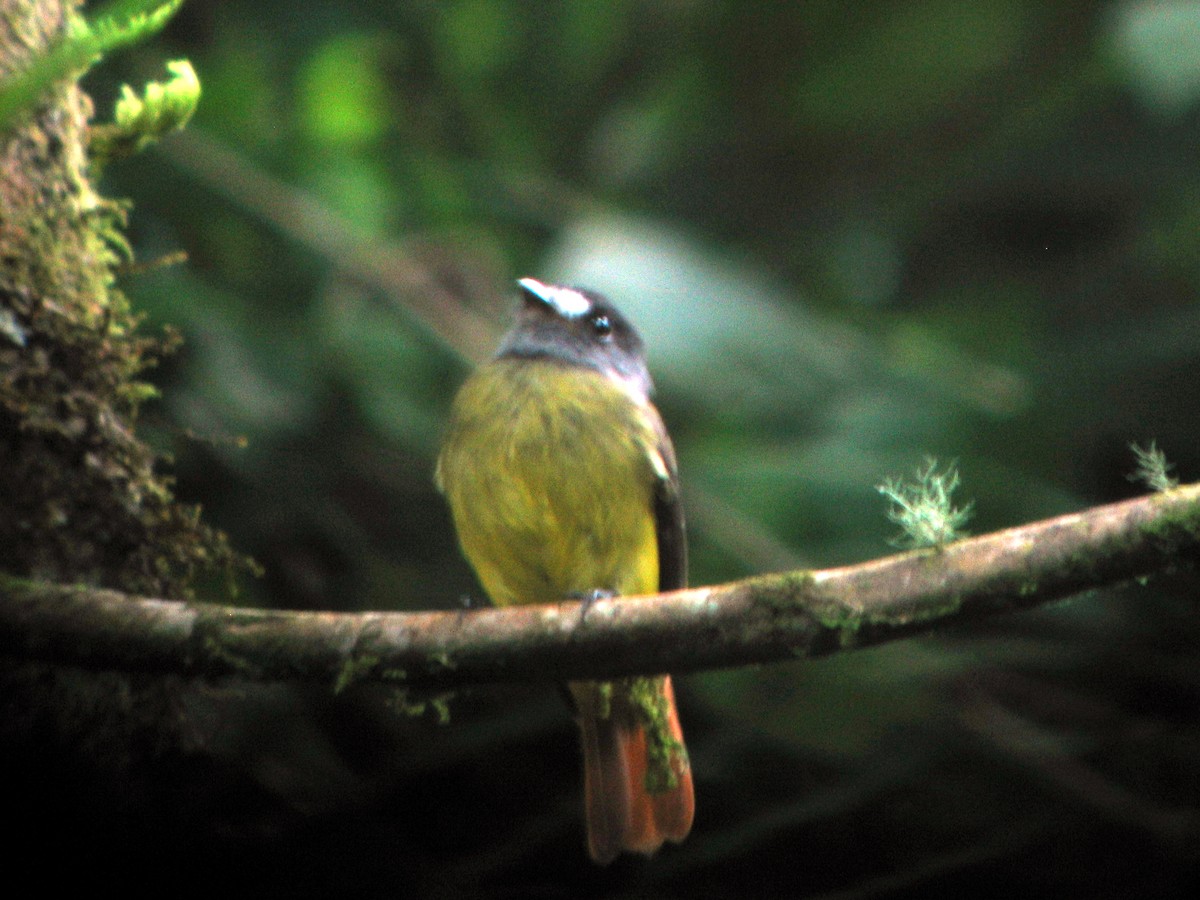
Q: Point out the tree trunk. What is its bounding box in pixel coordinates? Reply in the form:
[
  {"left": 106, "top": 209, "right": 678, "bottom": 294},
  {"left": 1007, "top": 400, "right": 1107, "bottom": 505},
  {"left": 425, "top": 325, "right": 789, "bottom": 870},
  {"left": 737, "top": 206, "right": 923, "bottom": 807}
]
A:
[{"left": 1, "top": 0, "right": 243, "bottom": 861}]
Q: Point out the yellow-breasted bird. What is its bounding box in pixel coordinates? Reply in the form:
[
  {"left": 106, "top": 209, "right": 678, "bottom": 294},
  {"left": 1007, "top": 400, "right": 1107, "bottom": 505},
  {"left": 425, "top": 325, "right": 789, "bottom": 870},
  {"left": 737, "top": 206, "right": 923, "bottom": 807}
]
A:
[{"left": 436, "top": 277, "right": 694, "bottom": 864}]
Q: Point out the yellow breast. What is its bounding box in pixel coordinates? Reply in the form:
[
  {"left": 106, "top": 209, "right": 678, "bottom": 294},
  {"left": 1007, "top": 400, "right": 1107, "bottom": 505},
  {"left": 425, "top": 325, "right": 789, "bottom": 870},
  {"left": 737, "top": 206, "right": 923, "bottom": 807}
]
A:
[{"left": 436, "top": 358, "right": 662, "bottom": 606}]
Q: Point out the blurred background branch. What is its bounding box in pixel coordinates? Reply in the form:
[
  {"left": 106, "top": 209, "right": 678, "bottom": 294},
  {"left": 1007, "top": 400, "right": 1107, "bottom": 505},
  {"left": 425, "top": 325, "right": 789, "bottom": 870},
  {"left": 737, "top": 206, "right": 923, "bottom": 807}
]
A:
[{"left": 161, "top": 127, "right": 503, "bottom": 362}]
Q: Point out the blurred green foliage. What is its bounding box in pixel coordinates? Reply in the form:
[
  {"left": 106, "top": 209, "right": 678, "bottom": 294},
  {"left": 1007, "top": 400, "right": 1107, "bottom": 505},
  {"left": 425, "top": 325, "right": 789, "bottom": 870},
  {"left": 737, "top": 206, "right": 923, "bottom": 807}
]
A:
[{"left": 79, "top": 0, "right": 1200, "bottom": 896}]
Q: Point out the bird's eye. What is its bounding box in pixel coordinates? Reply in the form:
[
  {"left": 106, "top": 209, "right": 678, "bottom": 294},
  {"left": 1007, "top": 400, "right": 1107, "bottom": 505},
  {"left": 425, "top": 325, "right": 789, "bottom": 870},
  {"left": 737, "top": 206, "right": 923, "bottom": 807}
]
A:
[{"left": 590, "top": 314, "right": 612, "bottom": 338}]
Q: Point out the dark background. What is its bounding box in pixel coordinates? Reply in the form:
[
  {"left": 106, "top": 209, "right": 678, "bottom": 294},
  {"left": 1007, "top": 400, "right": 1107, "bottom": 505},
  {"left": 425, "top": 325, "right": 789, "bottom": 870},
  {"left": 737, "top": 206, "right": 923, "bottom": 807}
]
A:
[{"left": 69, "top": 1, "right": 1200, "bottom": 896}]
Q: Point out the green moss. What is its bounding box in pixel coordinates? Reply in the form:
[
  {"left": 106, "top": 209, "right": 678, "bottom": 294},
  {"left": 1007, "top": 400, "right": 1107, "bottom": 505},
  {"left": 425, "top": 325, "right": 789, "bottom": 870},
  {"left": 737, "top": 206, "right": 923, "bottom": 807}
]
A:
[
  {"left": 0, "top": 572, "right": 40, "bottom": 594},
  {"left": 808, "top": 598, "right": 863, "bottom": 633},
  {"left": 806, "top": 588, "right": 866, "bottom": 650},
  {"left": 753, "top": 570, "right": 817, "bottom": 611},
  {"left": 878, "top": 591, "right": 964, "bottom": 626},
  {"left": 387, "top": 688, "right": 455, "bottom": 723},
  {"left": 749, "top": 569, "right": 880, "bottom": 651},
  {"left": 1129, "top": 441, "right": 1179, "bottom": 493},
  {"left": 201, "top": 635, "right": 259, "bottom": 676},
  {"left": 333, "top": 653, "right": 380, "bottom": 694},
  {"left": 429, "top": 695, "right": 453, "bottom": 725},
  {"left": 878, "top": 458, "right": 974, "bottom": 549},
  {"left": 426, "top": 650, "right": 458, "bottom": 672},
  {"left": 627, "top": 675, "right": 688, "bottom": 794},
  {"left": 595, "top": 680, "right": 614, "bottom": 720},
  {"left": 806, "top": 574, "right": 966, "bottom": 650},
  {"left": 1144, "top": 491, "right": 1200, "bottom": 553}
]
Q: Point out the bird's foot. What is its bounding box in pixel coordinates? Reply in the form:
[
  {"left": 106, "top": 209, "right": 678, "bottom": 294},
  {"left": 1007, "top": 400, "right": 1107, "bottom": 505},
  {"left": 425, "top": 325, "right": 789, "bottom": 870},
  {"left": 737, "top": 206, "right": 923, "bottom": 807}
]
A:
[{"left": 570, "top": 588, "right": 616, "bottom": 624}]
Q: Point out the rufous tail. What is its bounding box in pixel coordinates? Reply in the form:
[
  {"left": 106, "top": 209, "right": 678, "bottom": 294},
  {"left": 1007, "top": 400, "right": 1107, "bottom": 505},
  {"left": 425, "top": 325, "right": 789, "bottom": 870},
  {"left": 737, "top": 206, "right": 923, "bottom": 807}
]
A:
[{"left": 570, "top": 676, "right": 694, "bottom": 865}]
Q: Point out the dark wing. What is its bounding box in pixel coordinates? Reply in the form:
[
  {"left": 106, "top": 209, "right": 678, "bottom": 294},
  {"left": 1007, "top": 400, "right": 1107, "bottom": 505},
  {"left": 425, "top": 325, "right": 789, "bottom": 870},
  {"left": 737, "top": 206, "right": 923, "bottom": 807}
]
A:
[{"left": 649, "top": 409, "right": 687, "bottom": 592}]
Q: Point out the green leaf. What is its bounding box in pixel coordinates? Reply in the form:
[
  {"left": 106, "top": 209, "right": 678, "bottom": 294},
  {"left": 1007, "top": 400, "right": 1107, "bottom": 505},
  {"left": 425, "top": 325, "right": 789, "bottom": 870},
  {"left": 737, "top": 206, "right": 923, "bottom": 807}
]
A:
[
  {"left": 0, "top": 0, "right": 185, "bottom": 134},
  {"left": 91, "top": 59, "right": 201, "bottom": 165}
]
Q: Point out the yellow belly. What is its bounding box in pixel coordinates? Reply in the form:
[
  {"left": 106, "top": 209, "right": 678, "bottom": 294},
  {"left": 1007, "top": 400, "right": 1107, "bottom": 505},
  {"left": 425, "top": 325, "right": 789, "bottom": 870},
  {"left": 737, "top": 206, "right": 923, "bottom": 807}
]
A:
[{"left": 437, "top": 358, "right": 661, "bottom": 607}]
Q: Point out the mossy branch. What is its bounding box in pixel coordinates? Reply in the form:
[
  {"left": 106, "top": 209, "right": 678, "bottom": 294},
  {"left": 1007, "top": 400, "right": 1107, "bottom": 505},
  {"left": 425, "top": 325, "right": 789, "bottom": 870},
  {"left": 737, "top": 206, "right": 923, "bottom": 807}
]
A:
[{"left": 2, "top": 483, "right": 1198, "bottom": 688}]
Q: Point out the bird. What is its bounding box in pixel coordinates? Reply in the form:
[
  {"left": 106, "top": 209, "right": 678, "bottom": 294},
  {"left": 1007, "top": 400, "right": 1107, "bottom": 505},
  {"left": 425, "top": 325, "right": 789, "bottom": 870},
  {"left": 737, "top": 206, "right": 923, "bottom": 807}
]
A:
[{"left": 436, "top": 277, "right": 694, "bottom": 863}]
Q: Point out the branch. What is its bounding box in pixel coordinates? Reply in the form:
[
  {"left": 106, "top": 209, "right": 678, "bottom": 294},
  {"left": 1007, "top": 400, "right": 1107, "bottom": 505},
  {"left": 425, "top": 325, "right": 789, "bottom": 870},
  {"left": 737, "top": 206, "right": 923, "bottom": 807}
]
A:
[{"left": 2, "top": 485, "right": 1198, "bottom": 689}]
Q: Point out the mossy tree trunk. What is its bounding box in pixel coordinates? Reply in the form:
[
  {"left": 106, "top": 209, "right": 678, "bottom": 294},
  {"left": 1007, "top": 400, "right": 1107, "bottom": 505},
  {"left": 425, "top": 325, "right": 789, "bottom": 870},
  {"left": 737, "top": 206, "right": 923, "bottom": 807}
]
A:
[
  {"left": 1, "top": 1, "right": 230, "bottom": 595},
  {"left": 1, "top": 0, "right": 238, "bottom": 815}
]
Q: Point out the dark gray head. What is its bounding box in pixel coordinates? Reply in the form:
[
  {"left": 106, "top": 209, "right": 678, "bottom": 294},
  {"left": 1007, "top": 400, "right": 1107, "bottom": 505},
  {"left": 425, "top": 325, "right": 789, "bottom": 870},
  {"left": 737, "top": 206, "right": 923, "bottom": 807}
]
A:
[{"left": 496, "top": 278, "right": 654, "bottom": 396}]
